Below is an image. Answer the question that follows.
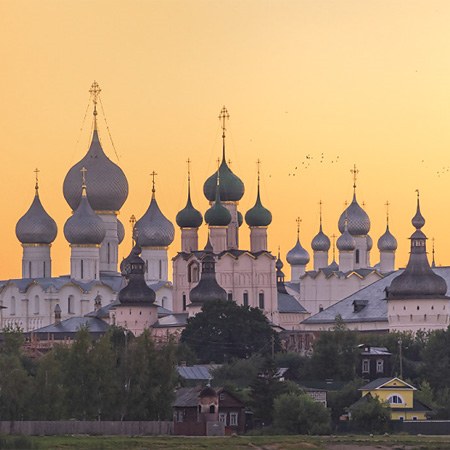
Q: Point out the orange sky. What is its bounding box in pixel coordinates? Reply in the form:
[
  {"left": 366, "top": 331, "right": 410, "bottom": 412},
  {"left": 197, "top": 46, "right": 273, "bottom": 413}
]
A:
[{"left": 2, "top": 0, "right": 450, "bottom": 279}]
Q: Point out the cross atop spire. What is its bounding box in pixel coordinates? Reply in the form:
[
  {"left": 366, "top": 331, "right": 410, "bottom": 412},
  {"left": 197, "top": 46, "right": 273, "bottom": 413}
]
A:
[
  {"left": 416, "top": 188, "right": 420, "bottom": 200},
  {"left": 34, "top": 168, "right": 40, "bottom": 194},
  {"left": 296, "top": 217, "right": 302, "bottom": 239},
  {"left": 350, "top": 163, "right": 359, "bottom": 193},
  {"left": 80, "top": 167, "right": 87, "bottom": 196},
  {"left": 319, "top": 200, "right": 323, "bottom": 227},
  {"left": 432, "top": 237, "right": 436, "bottom": 267},
  {"left": 257, "top": 159, "right": 261, "bottom": 185},
  {"left": 331, "top": 233, "right": 337, "bottom": 261},
  {"left": 129, "top": 214, "right": 136, "bottom": 246},
  {"left": 150, "top": 171, "right": 157, "bottom": 197},
  {"left": 218, "top": 106, "right": 229, "bottom": 138},
  {"left": 187, "top": 158, "right": 191, "bottom": 183},
  {"left": 89, "top": 81, "right": 101, "bottom": 129},
  {"left": 385, "top": 201, "right": 390, "bottom": 226}
]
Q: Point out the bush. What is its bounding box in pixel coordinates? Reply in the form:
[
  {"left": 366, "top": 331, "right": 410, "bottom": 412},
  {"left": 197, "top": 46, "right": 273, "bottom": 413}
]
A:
[
  {"left": 350, "top": 395, "right": 391, "bottom": 433},
  {"left": 273, "top": 392, "right": 331, "bottom": 435}
]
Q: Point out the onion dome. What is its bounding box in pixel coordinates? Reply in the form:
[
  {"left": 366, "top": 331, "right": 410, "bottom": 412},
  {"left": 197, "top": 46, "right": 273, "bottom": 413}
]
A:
[
  {"left": 286, "top": 222, "right": 310, "bottom": 266},
  {"left": 189, "top": 247, "right": 227, "bottom": 305},
  {"left": 311, "top": 225, "right": 330, "bottom": 252},
  {"left": 388, "top": 193, "right": 447, "bottom": 299},
  {"left": 203, "top": 107, "right": 244, "bottom": 202},
  {"left": 337, "top": 221, "right": 356, "bottom": 251},
  {"left": 176, "top": 170, "right": 203, "bottom": 228},
  {"left": 245, "top": 172, "right": 272, "bottom": 227},
  {"left": 204, "top": 174, "right": 232, "bottom": 226},
  {"left": 237, "top": 211, "right": 243, "bottom": 227},
  {"left": 63, "top": 84, "right": 128, "bottom": 212},
  {"left": 117, "top": 218, "right": 125, "bottom": 244},
  {"left": 377, "top": 225, "right": 397, "bottom": 251},
  {"left": 118, "top": 245, "right": 156, "bottom": 305},
  {"left": 134, "top": 181, "right": 175, "bottom": 248},
  {"left": 338, "top": 193, "right": 370, "bottom": 236},
  {"left": 366, "top": 234, "right": 373, "bottom": 251},
  {"left": 16, "top": 177, "right": 57, "bottom": 244},
  {"left": 64, "top": 178, "right": 106, "bottom": 245}
]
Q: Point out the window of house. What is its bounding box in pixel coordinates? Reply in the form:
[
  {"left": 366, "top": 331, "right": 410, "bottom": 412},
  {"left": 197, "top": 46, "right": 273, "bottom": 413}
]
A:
[
  {"left": 243, "top": 292, "right": 249, "bottom": 307},
  {"left": 376, "top": 359, "right": 384, "bottom": 373},
  {"left": 219, "top": 393, "right": 225, "bottom": 400},
  {"left": 388, "top": 394, "right": 403, "bottom": 405},
  {"left": 176, "top": 411, "right": 184, "bottom": 422},
  {"left": 412, "top": 416, "right": 418, "bottom": 421},
  {"left": 362, "top": 359, "right": 369, "bottom": 373},
  {"left": 218, "top": 413, "right": 227, "bottom": 424},
  {"left": 259, "top": 292, "right": 265, "bottom": 309},
  {"left": 230, "top": 412, "right": 238, "bottom": 426}
]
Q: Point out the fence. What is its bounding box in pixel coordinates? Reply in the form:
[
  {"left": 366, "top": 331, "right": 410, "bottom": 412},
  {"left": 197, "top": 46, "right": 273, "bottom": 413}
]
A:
[{"left": 0, "top": 421, "right": 173, "bottom": 436}]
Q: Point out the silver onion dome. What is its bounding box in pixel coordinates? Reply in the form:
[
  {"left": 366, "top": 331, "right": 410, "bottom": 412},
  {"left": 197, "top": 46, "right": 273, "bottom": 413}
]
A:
[
  {"left": 117, "top": 218, "right": 125, "bottom": 244},
  {"left": 311, "top": 225, "right": 331, "bottom": 252},
  {"left": 338, "top": 193, "right": 370, "bottom": 236},
  {"left": 337, "top": 224, "right": 356, "bottom": 251},
  {"left": 16, "top": 186, "right": 57, "bottom": 244},
  {"left": 134, "top": 190, "right": 175, "bottom": 248},
  {"left": 286, "top": 236, "right": 310, "bottom": 266},
  {"left": 63, "top": 129, "right": 128, "bottom": 212},
  {"left": 377, "top": 225, "right": 397, "bottom": 251},
  {"left": 64, "top": 187, "right": 106, "bottom": 245}
]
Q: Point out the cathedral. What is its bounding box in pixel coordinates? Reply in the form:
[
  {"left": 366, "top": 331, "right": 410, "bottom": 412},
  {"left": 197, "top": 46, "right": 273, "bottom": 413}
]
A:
[{"left": 1, "top": 83, "right": 449, "bottom": 340}]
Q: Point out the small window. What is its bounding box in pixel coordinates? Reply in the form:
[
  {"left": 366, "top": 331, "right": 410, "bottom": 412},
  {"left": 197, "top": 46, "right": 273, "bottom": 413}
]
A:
[
  {"left": 319, "top": 304, "right": 324, "bottom": 312},
  {"left": 34, "top": 295, "right": 39, "bottom": 315},
  {"left": 362, "top": 359, "right": 369, "bottom": 373},
  {"left": 43, "top": 261, "right": 46, "bottom": 278},
  {"left": 209, "top": 405, "right": 215, "bottom": 413},
  {"left": 355, "top": 249, "right": 360, "bottom": 264},
  {"left": 68, "top": 295, "right": 74, "bottom": 314},
  {"left": 230, "top": 412, "right": 238, "bottom": 426},
  {"left": 81, "top": 260, "right": 84, "bottom": 279},
  {"left": 159, "top": 260, "right": 162, "bottom": 279},
  {"left": 259, "top": 292, "right": 265, "bottom": 309},
  {"left": 218, "top": 413, "right": 227, "bottom": 424},
  {"left": 11, "top": 296, "right": 16, "bottom": 315},
  {"left": 219, "top": 393, "right": 225, "bottom": 400},
  {"left": 412, "top": 416, "right": 418, "bottom": 421},
  {"left": 376, "top": 359, "right": 384, "bottom": 373},
  {"left": 29, "top": 261, "right": 32, "bottom": 278},
  {"left": 182, "top": 294, "right": 187, "bottom": 311},
  {"left": 227, "top": 292, "right": 233, "bottom": 301},
  {"left": 243, "top": 292, "right": 249, "bottom": 307}
]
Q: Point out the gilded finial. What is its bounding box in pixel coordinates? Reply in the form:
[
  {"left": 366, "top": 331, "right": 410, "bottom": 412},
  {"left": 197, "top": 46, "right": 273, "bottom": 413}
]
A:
[
  {"left": 296, "top": 217, "right": 302, "bottom": 239},
  {"left": 187, "top": 158, "right": 191, "bottom": 183},
  {"left": 256, "top": 159, "right": 261, "bottom": 191},
  {"left": 218, "top": 106, "right": 229, "bottom": 161},
  {"left": 278, "top": 245, "right": 281, "bottom": 260},
  {"left": 319, "top": 200, "right": 323, "bottom": 228},
  {"left": 416, "top": 189, "right": 420, "bottom": 199},
  {"left": 385, "top": 201, "right": 390, "bottom": 226},
  {"left": 80, "top": 167, "right": 87, "bottom": 196},
  {"left": 34, "top": 168, "right": 40, "bottom": 194},
  {"left": 331, "top": 233, "right": 337, "bottom": 261},
  {"left": 350, "top": 164, "right": 359, "bottom": 193},
  {"left": 150, "top": 171, "right": 158, "bottom": 197},
  {"left": 89, "top": 81, "right": 101, "bottom": 129},
  {"left": 432, "top": 237, "right": 436, "bottom": 267}
]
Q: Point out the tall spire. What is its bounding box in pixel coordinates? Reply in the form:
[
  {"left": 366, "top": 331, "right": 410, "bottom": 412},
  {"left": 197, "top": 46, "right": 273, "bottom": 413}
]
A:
[
  {"left": 412, "top": 189, "right": 425, "bottom": 229},
  {"left": 331, "top": 234, "right": 337, "bottom": 261},
  {"left": 218, "top": 106, "right": 229, "bottom": 161},
  {"left": 385, "top": 200, "right": 390, "bottom": 227},
  {"left": 34, "top": 168, "right": 40, "bottom": 196},
  {"left": 319, "top": 200, "right": 323, "bottom": 230},
  {"left": 129, "top": 214, "right": 136, "bottom": 246},
  {"left": 432, "top": 237, "right": 436, "bottom": 268},
  {"left": 350, "top": 163, "right": 359, "bottom": 195},
  {"left": 296, "top": 217, "right": 301, "bottom": 240},
  {"left": 187, "top": 157, "right": 191, "bottom": 198},
  {"left": 89, "top": 81, "right": 101, "bottom": 131}
]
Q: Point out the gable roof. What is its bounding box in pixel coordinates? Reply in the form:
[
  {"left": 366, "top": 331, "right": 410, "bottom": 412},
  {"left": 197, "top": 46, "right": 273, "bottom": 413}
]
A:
[{"left": 360, "top": 377, "right": 416, "bottom": 391}]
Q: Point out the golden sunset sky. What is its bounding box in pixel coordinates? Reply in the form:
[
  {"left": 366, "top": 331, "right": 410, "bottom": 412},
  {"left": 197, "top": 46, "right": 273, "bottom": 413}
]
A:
[{"left": 2, "top": 0, "right": 450, "bottom": 278}]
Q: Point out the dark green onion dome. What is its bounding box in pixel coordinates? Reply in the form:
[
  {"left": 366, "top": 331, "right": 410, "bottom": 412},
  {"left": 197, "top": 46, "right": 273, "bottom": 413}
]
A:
[
  {"left": 118, "top": 244, "right": 156, "bottom": 305},
  {"left": 176, "top": 179, "right": 203, "bottom": 228},
  {"left": 189, "top": 250, "right": 227, "bottom": 305},
  {"left": 64, "top": 185, "right": 106, "bottom": 245},
  {"left": 63, "top": 128, "right": 128, "bottom": 212},
  {"left": 377, "top": 225, "right": 397, "bottom": 251},
  {"left": 338, "top": 193, "right": 370, "bottom": 236},
  {"left": 204, "top": 157, "right": 245, "bottom": 202},
  {"left": 135, "top": 188, "right": 175, "bottom": 247},
  {"left": 245, "top": 185, "right": 272, "bottom": 227},
  {"left": 237, "top": 211, "right": 243, "bottom": 227},
  {"left": 16, "top": 182, "right": 57, "bottom": 244},
  {"left": 388, "top": 195, "right": 447, "bottom": 299},
  {"left": 204, "top": 176, "right": 232, "bottom": 226}
]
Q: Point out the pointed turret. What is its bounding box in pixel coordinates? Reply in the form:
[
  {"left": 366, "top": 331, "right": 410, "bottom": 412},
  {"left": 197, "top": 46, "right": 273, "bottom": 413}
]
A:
[
  {"left": 287, "top": 218, "right": 310, "bottom": 280},
  {"left": 311, "top": 201, "right": 330, "bottom": 270},
  {"left": 378, "top": 201, "right": 397, "bottom": 273}
]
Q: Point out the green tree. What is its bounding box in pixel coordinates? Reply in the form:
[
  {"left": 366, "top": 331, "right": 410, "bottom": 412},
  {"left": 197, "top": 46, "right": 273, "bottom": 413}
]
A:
[
  {"left": 350, "top": 395, "right": 391, "bottom": 433},
  {"left": 273, "top": 392, "right": 331, "bottom": 435},
  {"left": 180, "top": 300, "right": 279, "bottom": 363},
  {"left": 327, "top": 379, "right": 365, "bottom": 424}
]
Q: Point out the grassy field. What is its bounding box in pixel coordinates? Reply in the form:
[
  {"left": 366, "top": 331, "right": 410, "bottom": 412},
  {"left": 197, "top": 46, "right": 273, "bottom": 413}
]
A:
[{"left": 2, "top": 434, "right": 450, "bottom": 450}]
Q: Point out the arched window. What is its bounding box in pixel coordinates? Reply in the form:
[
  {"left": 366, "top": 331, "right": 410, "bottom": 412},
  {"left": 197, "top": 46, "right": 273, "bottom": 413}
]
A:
[
  {"left": 11, "top": 296, "right": 16, "bottom": 315},
  {"left": 258, "top": 292, "right": 265, "bottom": 309},
  {"left": 159, "top": 260, "right": 162, "bottom": 279},
  {"left": 355, "top": 249, "right": 360, "bottom": 264},
  {"left": 182, "top": 294, "right": 187, "bottom": 311},
  {"left": 68, "top": 295, "right": 74, "bottom": 314},
  {"left": 243, "top": 291, "right": 249, "bottom": 307},
  {"left": 188, "top": 262, "right": 200, "bottom": 283},
  {"left": 34, "top": 295, "right": 40, "bottom": 315},
  {"left": 388, "top": 394, "right": 403, "bottom": 405},
  {"left": 81, "top": 260, "right": 84, "bottom": 279}
]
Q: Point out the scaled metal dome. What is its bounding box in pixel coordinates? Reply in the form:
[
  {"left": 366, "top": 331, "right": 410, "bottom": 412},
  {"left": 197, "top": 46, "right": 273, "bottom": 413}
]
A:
[
  {"left": 176, "top": 178, "right": 203, "bottom": 229},
  {"left": 63, "top": 129, "right": 128, "bottom": 212},
  {"left": 204, "top": 177, "right": 232, "bottom": 227},
  {"left": 311, "top": 225, "right": 331, "bottom": 252},
  {"left": 377, "top": 225, "right": 397, "bottom": 251},
  {"left": 64, "top": 187, "right": 106, "bottom": 245},
  {"left": 117, "top": 218, "right": 125, "bottom": 244},
  {"left": 337, "top": 224, "right": 356, "bottom": 251},
  {"left": 286, "top": 225, "right": 310, "bottom": 266},
  {"left": 338, "top": 193, "right": 370, "bottom": 236},
  {"left": 245, "top": 184, "right": 272, "bottom": 227},
  {"left": 135, "top": 189, "right": 175, "bottom": 248},
  {"left": 16, "top": 185, "right": 57, "bottom": 244}
]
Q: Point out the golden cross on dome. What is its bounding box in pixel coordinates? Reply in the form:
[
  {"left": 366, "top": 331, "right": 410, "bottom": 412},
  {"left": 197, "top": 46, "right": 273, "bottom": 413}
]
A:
[
  {"left": 296, "top": 217, "right": 302, "bottom": 238},
  {"left": 218, "top": 106, "right": 229, "bottom": 137},
  {"left": 416, "top": 188, "right": 420, "bottom": 199},
  {"left": 34, "top": 168, "right": 40, "bottom": 192},
  {"left": 257, "top": 159, "right": 261, "bottom": 183},
  {"left": 385, "top": 201, "right": 390, "bottom": 225},
  {"left": 186, "top": 158, "right": 191, "bottom": 181},
  {"left": 150, "top": 171, "right": 157, "bottom": 194},
  {"left": 319, "top": 200, "right": 323, "bottom": 226},
  {"left": 350, "top": 164, "right": 359, "bottom": 191},
  {"left": 89, "top": 81, "right": 101, "bottom": 115},
  {"left": 331, "top": 233, "right": 337, "bottom": 260},
  {"left": 129, "top": 214, "right": 136, "bottom": 246},
  {"left": 81, "top": 167, "right": 87, "bottom": 186}
]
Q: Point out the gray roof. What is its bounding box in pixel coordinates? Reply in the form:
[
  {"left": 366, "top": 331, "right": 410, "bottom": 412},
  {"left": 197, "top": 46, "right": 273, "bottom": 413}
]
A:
[
  {"left": 359, "top": 345, "right": 391, "bottom": 356},
  {"left": 152, "top": 313, "right": 188, "bottom": 328},
  {"left": 360, "top": 377, "right": 416, "bottom": 391},
  {"left": 278, "top": 291, "right": 307, "bottom": 313},
  {"left": 176, "top": 364, "right": 221, "bottom": 381},
  {"left": 173, "top": 387, "right": 202, "bottom": 407},
  {"left": 303, "top": 267, "right": 382, "bottom": 280},
  {"left": 29, "top": 316, "right": 109, "bottom": 337},
  {"left": 0, "top": 272, "right": 125, "bottom": 295}
]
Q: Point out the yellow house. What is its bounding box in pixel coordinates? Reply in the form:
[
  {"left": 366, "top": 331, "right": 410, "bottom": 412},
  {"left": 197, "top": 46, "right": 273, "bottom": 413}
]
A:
[{"left": 358, "top": 377, "right": 432, "bottom": 421}]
